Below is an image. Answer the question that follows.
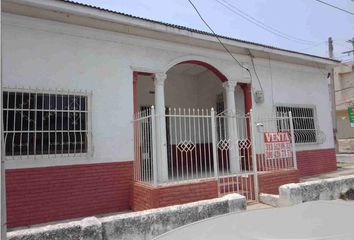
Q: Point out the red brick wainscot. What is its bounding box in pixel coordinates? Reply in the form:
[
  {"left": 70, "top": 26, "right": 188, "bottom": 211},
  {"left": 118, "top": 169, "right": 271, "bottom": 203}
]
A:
[
  {"left": 6, "top": 161, "right": 133, "bottom": 228},
  {"left": 296, "top": 148, "right": 337, "bottom": 177},
  {"left": 258, "top": 169, "right": 300, "bottom": 195},
  {"left": 132, "top": 179, "right": 218, "bottom": 211}
]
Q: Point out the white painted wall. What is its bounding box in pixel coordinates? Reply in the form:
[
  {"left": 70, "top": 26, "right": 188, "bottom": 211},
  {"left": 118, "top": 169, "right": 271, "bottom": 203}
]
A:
[
  {"left": 2, "top": 13, "right": 334, "bottom": 168},
  {"left": 250, "top": 58, "right": 334, "bottom": 151}
]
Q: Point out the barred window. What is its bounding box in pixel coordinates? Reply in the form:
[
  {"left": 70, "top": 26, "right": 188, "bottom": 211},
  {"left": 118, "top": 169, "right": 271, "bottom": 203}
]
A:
[
  {"left": 276, "top": 105, "right": 318, "bottom": 144},
  {"left": 3, "top": 89, "right": 91, "bottom": 158}
]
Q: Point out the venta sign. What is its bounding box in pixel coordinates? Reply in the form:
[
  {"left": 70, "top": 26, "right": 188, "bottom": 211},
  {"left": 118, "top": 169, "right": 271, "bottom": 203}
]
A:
[{"left": 264, "top": 132, "right": 291, "bottom": 159}]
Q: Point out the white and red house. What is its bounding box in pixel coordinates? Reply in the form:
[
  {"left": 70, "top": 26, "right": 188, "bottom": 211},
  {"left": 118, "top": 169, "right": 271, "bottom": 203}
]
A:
[{"left": 2, "top": 0, "right": 338, "bottom": 228}]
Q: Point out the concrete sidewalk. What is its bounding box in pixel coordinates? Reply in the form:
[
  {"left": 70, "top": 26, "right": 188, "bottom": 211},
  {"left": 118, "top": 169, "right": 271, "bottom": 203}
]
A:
[{"left": 337, "top": 153, "right": 354, "bottom": 164}]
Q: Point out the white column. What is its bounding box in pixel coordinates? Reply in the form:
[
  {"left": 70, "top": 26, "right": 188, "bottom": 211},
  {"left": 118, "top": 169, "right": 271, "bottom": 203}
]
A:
[
  {"left": 154, "top": 73, "right": 169, "bottom": 182},
  {"left": 223, "top": 80, "right": 241, "bottom": 173}
]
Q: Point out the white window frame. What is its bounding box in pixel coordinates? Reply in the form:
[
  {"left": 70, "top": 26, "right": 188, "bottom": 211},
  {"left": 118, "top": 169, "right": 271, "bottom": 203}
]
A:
[
  {"left": 274, "top": 103, "right": 320, "bottom": 145},
  {"left": 3, "top": 87, "right": 93, "bottom": 160}
]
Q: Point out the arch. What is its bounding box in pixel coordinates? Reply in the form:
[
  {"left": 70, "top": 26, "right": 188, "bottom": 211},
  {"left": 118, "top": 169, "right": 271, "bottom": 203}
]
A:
[{"left": 162, "top": 55, "right": 229, "bottom": 82}]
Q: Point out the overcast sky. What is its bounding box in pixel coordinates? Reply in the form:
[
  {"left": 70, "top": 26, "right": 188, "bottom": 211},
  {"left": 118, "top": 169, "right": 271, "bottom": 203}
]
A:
[{"left": 75, "top": 0, "right": 354, "bottom": 61}]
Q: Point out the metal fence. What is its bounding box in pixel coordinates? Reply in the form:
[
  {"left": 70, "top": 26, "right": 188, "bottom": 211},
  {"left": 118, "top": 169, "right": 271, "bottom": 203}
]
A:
[
  {"left": 133, "top": 107, "right": 298, "bottom": 200},
  {"left": 133, "top": 107, "right": 156, "bottom": 184},
  {"left": 3, "top": 87, "right": 92, "bottom": 159}
]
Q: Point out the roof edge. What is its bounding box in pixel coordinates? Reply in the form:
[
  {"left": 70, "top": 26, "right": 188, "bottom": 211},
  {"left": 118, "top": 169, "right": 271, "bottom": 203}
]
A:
[{"left": 5, "top": 0, "right": 341, "bottom": 66}]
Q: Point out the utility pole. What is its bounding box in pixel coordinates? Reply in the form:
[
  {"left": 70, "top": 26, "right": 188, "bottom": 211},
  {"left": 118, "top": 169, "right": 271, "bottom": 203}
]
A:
[
  {"left": 0, "top": 0, "right": 7, "bottom": 238},
  {"left": 329, "top": 37, "right": 334, "bottom": 59},
  {"left": 342, "top": 37, "right": 354, "bottom": 65},
  {"left": 328, "top": 37, "right": 338, "bottom": 152}
]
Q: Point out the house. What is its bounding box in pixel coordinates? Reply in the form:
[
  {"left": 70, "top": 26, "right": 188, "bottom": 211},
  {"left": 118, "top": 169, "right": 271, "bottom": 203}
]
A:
[
  {"left": 2, "top": 0, "right": 338, "bottom": 228},
  {"left": 334, "top": 61, "right": 354, "bottom": 153}
]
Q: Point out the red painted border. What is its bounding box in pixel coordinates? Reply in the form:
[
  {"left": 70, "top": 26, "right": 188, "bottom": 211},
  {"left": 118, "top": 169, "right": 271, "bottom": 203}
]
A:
[
  {"left": 132, "top": 180, "right": 218, "bottom": 211},
  {"left": 132, "top": 60, "right": 231, "bottom": 114},
  {"left": 179, "top": 60, "right": 227, "bottom": 82},
  {"left": 6, "top": 161, "right": 133, "bottom": 228},
  {"left": 259, "top": 169, "right": 300, "bottom": 194},
  {"left": 296, "top": 148, "right": 337, "bottom": 177}
]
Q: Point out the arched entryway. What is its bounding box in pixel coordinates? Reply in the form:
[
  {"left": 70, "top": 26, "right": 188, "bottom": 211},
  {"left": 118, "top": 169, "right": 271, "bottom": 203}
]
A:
[{"left": 133, "top": 60, "right": 255, "bottom": 199}]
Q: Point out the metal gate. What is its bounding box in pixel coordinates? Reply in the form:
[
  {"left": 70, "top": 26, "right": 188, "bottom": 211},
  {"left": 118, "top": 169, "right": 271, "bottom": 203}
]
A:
[
  {"left": 215, "top": 111, "right": 256, "bottom": 200},
  {"left": 215, "top": 110, "right": 297, "bottom": 201}
]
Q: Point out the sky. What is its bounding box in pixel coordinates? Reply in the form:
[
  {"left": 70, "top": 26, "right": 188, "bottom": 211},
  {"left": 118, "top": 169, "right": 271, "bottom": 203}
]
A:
[{"left": 75, "top": 0, "right": 354, "bottom": 61}]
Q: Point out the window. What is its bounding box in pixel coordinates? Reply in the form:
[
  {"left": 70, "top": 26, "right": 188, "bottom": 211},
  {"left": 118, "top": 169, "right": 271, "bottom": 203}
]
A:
[
  {"left": 276, "top": 105, "right": 318, "bottom": 144},
  {"left": 3, "top": 88, "right": 91, "bottom": 158}
]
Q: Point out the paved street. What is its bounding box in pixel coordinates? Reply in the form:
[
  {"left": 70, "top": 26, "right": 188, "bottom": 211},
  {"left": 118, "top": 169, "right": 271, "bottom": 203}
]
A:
[{"left": 155, "top": 200, "right": 354, "bottom": 240}]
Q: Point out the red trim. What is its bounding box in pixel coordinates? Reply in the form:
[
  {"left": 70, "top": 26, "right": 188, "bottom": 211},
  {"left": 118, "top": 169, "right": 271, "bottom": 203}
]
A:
[
  {"left": 133, "top": 61, "right": 229, "bottom": 113},
  {"left": 239, "top": 83, "right": 252, "bottom": 139},
  {"left": 6, "top": 161, "right": 133, "bottom": 228},
  {"left": 239, "top": 83, "right": 252, "bottom": 114},
  {"left": 133, "top": 72, "right": 139, "bottom": 114},
  {"left": 132, "top": 180, "right": 218, "bottom": 211},
  {"left": 133, "top": 71, "right": 154, "bottom": 114},
  {"left": 296, "top": 148, "right": 336, "bottom": 177},
  {"left": 179, "top": 60, "right": 227, "bottom": 82},
  {"left": 259, "top": 169, "right": 300, "bottom": 194}
]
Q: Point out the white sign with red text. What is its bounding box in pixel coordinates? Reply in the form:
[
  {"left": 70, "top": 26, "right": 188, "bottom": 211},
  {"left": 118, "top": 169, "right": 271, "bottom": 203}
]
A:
[{"left": 263, "top": 132, "right": 291, "bottom": 159}]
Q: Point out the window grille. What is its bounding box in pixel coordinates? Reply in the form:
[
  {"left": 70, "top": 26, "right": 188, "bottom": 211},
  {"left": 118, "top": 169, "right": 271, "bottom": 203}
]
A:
[
  {"left": 276, "top": 105, "right": 318, "bottom": 144},
  {"left": 3, "top": 88, "right": 91, "bottom": 158}
]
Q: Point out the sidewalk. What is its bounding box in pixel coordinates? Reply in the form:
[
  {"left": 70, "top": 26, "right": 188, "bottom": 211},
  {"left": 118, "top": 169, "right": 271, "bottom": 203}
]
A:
[{"left": 336, "top": 153, "right": 354, "bottom": 164}]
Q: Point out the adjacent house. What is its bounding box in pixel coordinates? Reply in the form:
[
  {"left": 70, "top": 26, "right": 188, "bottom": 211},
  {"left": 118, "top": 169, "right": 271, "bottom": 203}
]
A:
[
  {"left": 2, "top": 0, "right": 338, "bottom": 228},
  {"left": 334, "top": 61, "right": 354, "bottom": 153}
]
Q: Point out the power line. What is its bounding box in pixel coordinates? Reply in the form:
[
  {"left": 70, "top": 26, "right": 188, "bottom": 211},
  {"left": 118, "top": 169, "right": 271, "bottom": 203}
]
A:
[
  {"left": 313, "top": 0, "right": 354, "bottom": 16},
  {"left": 186, "top": 0, "right": 252, "bottom": 77},
  {"left": 215, "top": 0, "right": 319, "bottom": 45},
  {"left": 299, "top": 41, "right": 328, "bottom": 51}
]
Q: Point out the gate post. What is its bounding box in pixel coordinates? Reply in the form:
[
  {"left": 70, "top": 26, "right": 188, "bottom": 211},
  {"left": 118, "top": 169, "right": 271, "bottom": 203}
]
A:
[
  {"left": 289, "top": 111, "right": 297, "bottom": 169},
  {"left": 211, "top": 108, "right": 219, "bottom": 179},
  {"left": 250, "top": 109, "right": 259, "bottom": 201}
]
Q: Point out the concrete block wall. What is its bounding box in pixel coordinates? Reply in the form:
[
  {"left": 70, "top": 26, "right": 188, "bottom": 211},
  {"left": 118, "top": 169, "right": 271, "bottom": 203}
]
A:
[{"left": 279, "top": 175, "right": 354, "bottom": 206}]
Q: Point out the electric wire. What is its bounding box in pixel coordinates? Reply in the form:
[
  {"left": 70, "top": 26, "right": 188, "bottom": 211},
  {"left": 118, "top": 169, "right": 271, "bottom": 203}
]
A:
[
  {"left": 313, "top": 0, "right": 354, "bottom": 16},
  {"left": 215, "top": 0, "right": 319, "bottom": 45},
  {"left": 186, "top": 0, "right": 252, "bottom": 79},
  {"left": 249, "top": 50, "right": 264, "bottom": 91}
]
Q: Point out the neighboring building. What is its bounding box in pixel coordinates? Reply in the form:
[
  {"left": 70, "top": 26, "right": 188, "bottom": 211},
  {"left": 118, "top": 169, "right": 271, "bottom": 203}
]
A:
[
  {"left": 334, "top": 61, "right": 354, "bottom": 153},
  {"left": 2, "top": 0, "right": 338, "bottom": 228}
]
